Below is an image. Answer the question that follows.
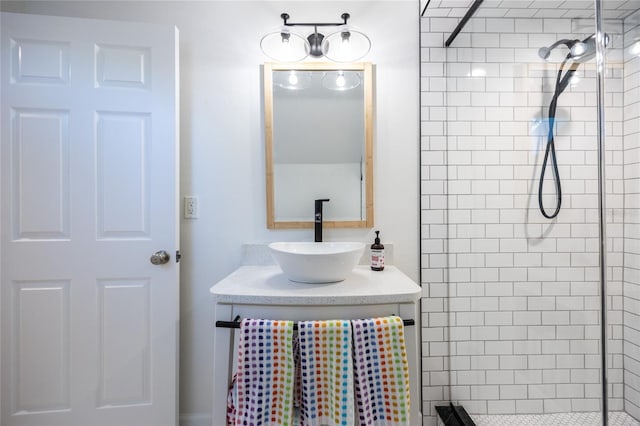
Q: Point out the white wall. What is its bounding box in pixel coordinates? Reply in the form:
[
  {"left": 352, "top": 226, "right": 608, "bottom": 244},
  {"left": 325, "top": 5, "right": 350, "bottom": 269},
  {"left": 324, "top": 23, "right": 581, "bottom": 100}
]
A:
[
  {"left": 0, "top": 1, "right": 419, "bottom": 423},
  {"left": 274, "top": 163, "right": 363, "bottom": 221}
]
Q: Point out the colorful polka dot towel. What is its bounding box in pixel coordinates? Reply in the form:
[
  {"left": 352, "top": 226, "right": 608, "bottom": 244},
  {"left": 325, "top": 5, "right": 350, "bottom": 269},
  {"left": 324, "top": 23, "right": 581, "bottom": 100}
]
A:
[
  {"left": 232, "top": 318, "right": 295, "bottom": 426},
  {"left": 298, "top": 320, "right": 354, "bottom": 426},
  {"left": 352, "top": 316, "right": 411, "bottom": 426}
]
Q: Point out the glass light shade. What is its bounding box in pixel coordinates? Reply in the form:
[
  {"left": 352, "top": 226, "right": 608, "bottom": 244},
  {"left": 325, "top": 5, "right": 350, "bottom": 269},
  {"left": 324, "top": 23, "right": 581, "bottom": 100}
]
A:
[
  {"left": 321, "top": 26, "right": 371, "bottom": 62},
  {"left": 260, "top": 28, "right": 310, "bottom": 62},
  {"left": 322, "top": 70, "right": 361, "bottom": 91},
  {"left": 273, "top": 70, "right": 312, "bottom": 90}
]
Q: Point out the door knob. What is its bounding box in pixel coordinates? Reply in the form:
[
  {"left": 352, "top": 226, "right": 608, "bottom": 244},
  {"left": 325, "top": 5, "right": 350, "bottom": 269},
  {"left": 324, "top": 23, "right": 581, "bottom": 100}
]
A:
[{"left": 150, "top": 250, "right": 170, "bottom": 265}]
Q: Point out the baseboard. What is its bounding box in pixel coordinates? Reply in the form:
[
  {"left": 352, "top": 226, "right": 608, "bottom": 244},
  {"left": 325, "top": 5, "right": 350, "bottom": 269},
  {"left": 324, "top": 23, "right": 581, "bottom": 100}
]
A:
[{"left": 179, "top": 412, "right": 211, "bottom": 426}]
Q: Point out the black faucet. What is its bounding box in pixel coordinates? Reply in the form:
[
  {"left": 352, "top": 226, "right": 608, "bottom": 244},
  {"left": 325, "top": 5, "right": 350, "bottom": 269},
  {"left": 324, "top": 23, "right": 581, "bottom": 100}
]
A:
[{"left": 314, "top": 199, "right": 330, "bottom": 242}]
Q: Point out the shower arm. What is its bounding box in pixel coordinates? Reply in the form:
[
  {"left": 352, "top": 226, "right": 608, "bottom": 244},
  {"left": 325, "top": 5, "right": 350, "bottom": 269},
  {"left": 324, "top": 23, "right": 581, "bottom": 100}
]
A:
[
  {"left": 548, "top": 38, "right": 578, "bottom": 52},
  {"left": 538, "top": 38, "right": 579, "bottom": 60}
]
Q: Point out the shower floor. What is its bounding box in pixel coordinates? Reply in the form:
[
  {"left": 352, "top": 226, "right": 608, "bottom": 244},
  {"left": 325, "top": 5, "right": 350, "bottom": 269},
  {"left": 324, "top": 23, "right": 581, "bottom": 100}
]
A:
[{"left": 472, "top": 411, "right": 639, "bottom": 426}]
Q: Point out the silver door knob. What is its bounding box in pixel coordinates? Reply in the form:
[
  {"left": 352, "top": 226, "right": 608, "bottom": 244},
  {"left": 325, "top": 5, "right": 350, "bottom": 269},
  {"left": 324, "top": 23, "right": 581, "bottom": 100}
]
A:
[{"left": 150, "top": 250, "right": 170, "bottom": 265}]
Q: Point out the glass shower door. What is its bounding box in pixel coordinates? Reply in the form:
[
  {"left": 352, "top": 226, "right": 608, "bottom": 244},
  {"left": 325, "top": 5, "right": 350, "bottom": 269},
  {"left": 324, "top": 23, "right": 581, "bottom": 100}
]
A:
[{"left": 420, "top": 0, "right": 639, "bottom": 424}]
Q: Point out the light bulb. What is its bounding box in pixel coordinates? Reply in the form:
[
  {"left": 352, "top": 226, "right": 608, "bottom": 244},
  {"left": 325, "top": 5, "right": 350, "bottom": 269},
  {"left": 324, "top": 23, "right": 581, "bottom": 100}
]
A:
[
  {"left": 321, "top": 70, "right": 360, "bottom": 91},
  {"left": 280, "top": 32, "right": 291, "bottom": 54},
  {"left": 321, "top": 27, "right": 370, "bottom": 62},
  {"left": 260, "top": 28, "right": 310, "bottom": 62},
  {"left": 288, "top": 72, "right": 298, "bottom": 85},
  {"left": 631, "top": 41, "right": 640, "bottom": 57}
]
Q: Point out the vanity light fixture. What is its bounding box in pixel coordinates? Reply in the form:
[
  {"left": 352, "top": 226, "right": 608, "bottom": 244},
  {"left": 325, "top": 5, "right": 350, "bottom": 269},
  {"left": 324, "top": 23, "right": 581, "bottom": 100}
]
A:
[
  {"left": 322, "top": 70, "right": 361, "bottom": 91},
  {"left": 260, "top": 13, "right": 371, "bottom": 63},
  {"left": 273, "top": 70, "right": 312, "bottom": 90}
]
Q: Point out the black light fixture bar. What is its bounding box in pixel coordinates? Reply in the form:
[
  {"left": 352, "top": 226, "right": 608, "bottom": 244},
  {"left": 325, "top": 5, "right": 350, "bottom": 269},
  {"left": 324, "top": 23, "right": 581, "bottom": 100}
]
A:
[
  {"left": 216, "top": 315, "right": 415, "bottom": 330},
  {"left": 445, "top": 0, "right": 484, "bottom": 47},
  {"left": 280, "top": 12, "right": 350, "bottom": 28}
]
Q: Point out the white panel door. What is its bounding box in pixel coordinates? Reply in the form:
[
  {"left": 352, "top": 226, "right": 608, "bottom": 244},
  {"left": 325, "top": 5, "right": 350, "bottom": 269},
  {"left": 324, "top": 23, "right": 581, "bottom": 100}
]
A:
[{"left": 0, "top": 12, "right": 179, "bottom": 426}]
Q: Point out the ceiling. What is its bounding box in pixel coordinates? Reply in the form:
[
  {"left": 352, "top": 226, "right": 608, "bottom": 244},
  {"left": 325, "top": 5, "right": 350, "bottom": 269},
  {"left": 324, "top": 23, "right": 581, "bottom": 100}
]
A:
[{"left": 422, "top": 0, "right": 640, "bottom": 21}]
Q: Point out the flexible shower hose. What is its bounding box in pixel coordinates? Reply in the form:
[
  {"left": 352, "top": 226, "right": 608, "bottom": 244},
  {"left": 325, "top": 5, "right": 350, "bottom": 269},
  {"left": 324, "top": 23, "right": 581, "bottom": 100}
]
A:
[{"left": 539, "top": 56, "right": 580, "bottom": 219}]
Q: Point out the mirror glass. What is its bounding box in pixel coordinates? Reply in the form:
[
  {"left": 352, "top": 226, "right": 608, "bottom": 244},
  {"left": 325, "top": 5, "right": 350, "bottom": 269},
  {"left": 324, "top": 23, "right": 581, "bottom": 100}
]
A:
[{"left": 264, "top": 62, "right": 373, "bottom": 229}]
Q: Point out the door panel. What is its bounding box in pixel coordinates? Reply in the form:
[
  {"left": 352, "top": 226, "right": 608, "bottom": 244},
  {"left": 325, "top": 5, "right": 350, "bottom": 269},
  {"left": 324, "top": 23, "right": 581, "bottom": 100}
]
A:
[
  {"left": 95, "top": 44, "right": 151, "bottom": 90},
  {"left": 1, "top": 12, "right": 179, "bottom": 426},
  {"left": 96, "top": 112, "right": 151, "bottom": 239},
  {"left": 11, "top": 108, "right": 70, "bottom": 240},
  {"left": 13, "top": 281, "right": 70, "bottom": 414},
  {"left": 97, "top": 279, "right": 150, "bottom": 407},
  {"left": 10, "top": 38, "right": 71, "bottom": 85}
]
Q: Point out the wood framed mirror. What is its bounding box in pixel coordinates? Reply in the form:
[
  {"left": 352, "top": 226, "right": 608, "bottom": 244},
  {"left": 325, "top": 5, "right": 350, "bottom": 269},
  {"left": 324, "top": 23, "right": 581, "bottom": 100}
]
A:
[{"left": 264, "top": 62, "right": 373, "bottom": 229}]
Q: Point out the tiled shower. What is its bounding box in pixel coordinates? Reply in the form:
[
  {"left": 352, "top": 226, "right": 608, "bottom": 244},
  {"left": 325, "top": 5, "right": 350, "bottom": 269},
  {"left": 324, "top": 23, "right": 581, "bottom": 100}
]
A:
[{"left": 419, "top": 0, "right": 640, "bottom": 424}]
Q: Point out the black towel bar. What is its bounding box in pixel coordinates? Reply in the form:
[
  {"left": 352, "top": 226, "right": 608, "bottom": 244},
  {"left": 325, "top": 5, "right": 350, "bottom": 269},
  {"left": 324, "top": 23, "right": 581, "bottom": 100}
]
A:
[{"left": 215, "top": 316, "right": 415, "bottom": 330}]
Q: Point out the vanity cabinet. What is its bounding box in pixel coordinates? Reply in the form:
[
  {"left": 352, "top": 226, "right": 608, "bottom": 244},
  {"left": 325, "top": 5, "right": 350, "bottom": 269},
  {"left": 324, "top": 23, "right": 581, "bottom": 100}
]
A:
[{"left": 210, "top": 265, "right": 422, "bottom": 425}]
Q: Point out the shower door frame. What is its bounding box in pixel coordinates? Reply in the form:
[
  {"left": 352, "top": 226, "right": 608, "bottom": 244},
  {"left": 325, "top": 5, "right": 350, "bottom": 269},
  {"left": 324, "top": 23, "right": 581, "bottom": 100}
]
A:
[
  {"left": 594, "top": 0, "right": 609, "bottom": 425},
  {"left": 420, "top": 0, "right": 619, "bottom": 422}
]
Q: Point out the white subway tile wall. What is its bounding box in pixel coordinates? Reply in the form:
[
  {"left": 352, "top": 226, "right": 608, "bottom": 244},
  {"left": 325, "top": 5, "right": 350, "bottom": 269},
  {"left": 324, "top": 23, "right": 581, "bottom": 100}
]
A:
[{"left": 419, "top": 10, "right": 637, "bottom": 425}]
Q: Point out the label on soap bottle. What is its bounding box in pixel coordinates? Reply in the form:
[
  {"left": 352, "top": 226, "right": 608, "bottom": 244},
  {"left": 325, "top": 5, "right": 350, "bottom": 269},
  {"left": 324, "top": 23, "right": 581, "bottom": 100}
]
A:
[{"left": 371, "top": 248, "right": 385, "bottom": 271}]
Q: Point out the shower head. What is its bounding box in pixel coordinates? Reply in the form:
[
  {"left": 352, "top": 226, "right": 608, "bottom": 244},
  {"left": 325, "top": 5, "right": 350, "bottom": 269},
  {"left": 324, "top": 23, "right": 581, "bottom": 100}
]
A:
[
  {"left": 538, "top": 38, "right": 578, "bottom": 60},
  {"left": 539, "top": 33, "right": 609, "bottom": 63}
]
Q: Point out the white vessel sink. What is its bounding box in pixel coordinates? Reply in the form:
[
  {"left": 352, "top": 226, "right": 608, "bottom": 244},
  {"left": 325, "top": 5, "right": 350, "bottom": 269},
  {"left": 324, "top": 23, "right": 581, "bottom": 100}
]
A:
[{"left": 268, "top": 241, "right": 366, "bottom": 284}]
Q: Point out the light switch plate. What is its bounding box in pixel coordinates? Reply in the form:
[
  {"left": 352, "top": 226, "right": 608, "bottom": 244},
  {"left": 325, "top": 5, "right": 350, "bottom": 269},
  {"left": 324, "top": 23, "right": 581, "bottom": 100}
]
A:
[{"left": 184, "top": 196, "right": 199, "bottom": 219}]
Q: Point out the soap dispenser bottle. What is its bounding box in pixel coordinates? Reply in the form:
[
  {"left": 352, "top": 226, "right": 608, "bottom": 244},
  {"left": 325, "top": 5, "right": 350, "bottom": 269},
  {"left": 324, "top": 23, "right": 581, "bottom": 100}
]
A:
[{"left": 370, "top": 230, "right": 385, "bottom": 271}]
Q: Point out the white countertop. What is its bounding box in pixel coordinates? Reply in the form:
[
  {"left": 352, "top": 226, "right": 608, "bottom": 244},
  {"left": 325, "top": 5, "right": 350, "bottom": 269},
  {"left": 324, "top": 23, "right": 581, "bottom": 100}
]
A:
[{"left": 210, "top": 265, "right": 421, "bottom": 305}]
